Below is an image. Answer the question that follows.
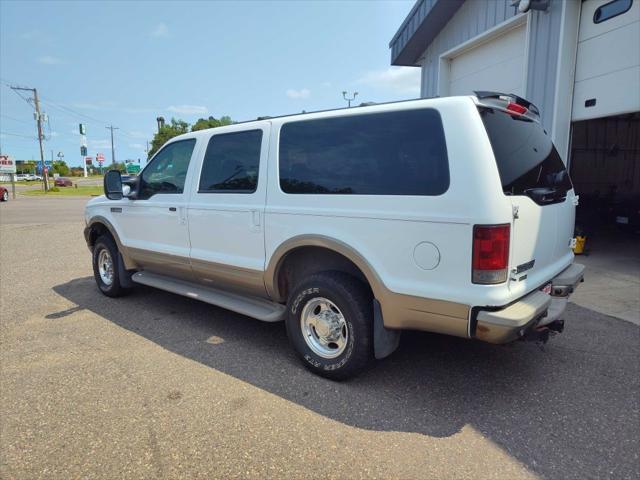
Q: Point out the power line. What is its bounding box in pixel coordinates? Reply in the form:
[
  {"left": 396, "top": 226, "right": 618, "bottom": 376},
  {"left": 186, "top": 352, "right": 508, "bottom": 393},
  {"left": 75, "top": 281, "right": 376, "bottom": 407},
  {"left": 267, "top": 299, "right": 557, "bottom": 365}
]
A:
[
  {"left": 0, "top": 131, "right": 36, "bottom": 139},
  {"left": 0, "top": 114, "right": 33, "bottom": 125}
]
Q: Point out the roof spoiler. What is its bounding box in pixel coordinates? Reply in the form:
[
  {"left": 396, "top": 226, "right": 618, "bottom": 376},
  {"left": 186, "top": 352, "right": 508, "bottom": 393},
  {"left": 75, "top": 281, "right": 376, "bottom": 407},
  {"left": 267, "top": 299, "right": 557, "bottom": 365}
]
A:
[{"left": 474, "top": 91, "right": 540, "bottom": 116}]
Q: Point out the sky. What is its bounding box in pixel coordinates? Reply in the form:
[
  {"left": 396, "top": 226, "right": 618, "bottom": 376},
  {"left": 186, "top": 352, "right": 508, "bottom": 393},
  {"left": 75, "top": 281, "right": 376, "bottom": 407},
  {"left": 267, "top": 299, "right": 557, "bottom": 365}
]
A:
[{"left": 0, "top": 0, "right": 418, "bottom": 167}]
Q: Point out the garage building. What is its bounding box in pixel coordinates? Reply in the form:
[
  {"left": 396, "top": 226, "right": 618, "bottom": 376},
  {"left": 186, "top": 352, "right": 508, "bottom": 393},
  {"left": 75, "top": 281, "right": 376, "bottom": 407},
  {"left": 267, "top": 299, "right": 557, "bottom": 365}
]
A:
[{"left": 390, "top": 0, "right": 640, "bottom": 245}]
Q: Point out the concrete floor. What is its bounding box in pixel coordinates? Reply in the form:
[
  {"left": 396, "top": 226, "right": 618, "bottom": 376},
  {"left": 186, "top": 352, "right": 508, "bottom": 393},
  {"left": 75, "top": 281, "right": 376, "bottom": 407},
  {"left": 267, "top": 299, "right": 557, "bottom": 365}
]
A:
[{"left": 571, "top": 231, "right": 640, "bottom": 325}]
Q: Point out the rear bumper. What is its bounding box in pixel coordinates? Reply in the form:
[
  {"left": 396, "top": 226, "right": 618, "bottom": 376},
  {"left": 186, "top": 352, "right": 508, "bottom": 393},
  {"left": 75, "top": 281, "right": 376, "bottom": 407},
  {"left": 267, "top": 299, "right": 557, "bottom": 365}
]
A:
[{"left": 474, "top": 263, "right": 585, "bottom": 344}]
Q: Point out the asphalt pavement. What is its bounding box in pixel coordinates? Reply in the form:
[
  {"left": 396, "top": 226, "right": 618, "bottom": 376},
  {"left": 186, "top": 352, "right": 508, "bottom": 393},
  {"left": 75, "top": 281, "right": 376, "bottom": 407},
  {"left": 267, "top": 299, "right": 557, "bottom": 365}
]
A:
[{"left": 1, "top": 195, "right": 638, "bottom": 479}]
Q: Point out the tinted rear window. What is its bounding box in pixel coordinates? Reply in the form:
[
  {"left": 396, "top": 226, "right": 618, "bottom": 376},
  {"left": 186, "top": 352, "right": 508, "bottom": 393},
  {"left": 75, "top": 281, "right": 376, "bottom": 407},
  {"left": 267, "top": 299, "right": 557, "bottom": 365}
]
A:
[
  {"left": 279, "top": 108, "right": 449, "bottom": 195},
  {"left": 199, "top": 130, "right": 262, "bottom": 193},
  {"left": 479, "top": 107, "right": 572, "bottom": 199}
]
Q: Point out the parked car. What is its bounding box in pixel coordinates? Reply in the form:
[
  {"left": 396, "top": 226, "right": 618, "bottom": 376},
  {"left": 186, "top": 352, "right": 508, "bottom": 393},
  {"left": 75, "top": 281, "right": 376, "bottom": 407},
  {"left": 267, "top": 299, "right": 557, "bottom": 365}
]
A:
[
  {"left": 84, "top": 92, "right": 584, "bottom": 379},
  {"left": 54, "top": 177, "right": 73, "bottom": 187},
  {"left": 15, "top": 174, "right": 29, "bottom": 181},
  {"left": 0, "top": 185, "right": 8, "bottom": 202}
]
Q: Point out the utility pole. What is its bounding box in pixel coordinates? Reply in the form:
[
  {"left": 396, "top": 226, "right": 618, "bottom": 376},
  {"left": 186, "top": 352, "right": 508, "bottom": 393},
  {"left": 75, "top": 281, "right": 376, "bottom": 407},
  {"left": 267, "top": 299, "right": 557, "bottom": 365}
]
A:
[
  {"left": 106, "top": 125, "right": 119, "bottom": 166},
  {"left": 342, "top": 91, "right": 358, "bottom": 108},
  {"left": 10, "top": 85, "right": 49, "bottom": 190}
]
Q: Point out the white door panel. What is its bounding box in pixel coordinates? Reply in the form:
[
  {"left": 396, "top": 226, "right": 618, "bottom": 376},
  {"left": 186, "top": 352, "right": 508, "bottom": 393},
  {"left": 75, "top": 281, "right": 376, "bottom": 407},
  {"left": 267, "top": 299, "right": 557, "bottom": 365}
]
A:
[
  {"left": 574, "top": 22, "right": 640, "bottom": 82},
  {"left": 448, "top": 24, "right": 525, "bottom": 96},
  {"left": 578, "top": 0, "right": 639, "bottom": 41},
  {"left": 573, "top": 0, "right": 640, "bottom": 120},
  {"left": 114, "top": 137, "right": 200, "bottom": 280},
  {"left": 187, "top": 123, "right": 270, "bottom": 297},
  {"left": 572, "top": 66, "right": 640, "bottom": 121}
]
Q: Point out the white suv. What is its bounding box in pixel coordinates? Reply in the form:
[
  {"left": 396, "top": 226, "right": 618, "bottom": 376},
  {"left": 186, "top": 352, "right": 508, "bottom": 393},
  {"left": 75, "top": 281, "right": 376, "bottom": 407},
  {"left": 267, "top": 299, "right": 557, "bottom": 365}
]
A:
[{"left": 85, "top": 92, "right": 584, "bottom": 379}]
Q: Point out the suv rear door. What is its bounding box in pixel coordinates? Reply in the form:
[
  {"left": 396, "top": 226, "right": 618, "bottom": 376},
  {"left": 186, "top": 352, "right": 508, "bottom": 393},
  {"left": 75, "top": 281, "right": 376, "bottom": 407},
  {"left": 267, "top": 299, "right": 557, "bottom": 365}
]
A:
[
  {"left": 478, "top": 106, "right": 576, "bottom": 286},
  {"left": 187, "top": 123, "right": 271, "bottom": 298}
]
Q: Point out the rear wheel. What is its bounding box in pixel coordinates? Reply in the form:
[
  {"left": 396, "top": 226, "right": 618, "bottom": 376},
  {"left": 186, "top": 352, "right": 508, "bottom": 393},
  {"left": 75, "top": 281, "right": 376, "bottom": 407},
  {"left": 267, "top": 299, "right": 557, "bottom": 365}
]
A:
[
  {"left": 285, "top": 271, "right": 373, "bottom": 380},
  {"left": 1, "top": 190, "right": 7, "bottom": 202},
  {"left": 92, "top": 235, "right": 129, "bottom": 297}
]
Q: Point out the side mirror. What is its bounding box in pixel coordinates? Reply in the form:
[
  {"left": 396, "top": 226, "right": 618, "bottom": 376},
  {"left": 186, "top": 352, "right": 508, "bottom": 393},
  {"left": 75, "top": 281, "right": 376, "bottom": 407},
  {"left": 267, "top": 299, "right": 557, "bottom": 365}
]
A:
[{"left": 104, "top": 170, "right": 123, "bottom": 200}]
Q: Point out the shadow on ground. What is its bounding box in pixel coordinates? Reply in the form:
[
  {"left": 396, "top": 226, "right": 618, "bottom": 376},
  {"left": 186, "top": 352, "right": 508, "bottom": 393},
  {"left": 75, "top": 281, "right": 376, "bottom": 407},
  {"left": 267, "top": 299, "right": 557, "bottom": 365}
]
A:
[{"left": 53, "top": 277, "right": 639, "bottom": 479}]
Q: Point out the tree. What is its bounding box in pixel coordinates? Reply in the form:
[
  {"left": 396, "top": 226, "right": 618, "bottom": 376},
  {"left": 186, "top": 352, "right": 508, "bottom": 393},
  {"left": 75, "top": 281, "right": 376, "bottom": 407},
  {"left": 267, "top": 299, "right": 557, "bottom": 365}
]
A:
[
  {"left": 147, "top": 115, "right": 234, "bottom": 160},
  {"left": 52, "top": 160, "right": 70, "bottom": 176},
  {"left": 147, "top": 118, "right": 190, "bottom": 159},
  {"left": 191, "top": 115, "right": 233, "bottom": 132}
]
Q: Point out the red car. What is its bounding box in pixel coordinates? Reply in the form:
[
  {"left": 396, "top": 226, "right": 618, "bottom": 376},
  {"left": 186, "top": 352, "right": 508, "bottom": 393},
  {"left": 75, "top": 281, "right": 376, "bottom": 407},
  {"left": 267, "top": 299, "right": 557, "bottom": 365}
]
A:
[
  {"left": 54, "top": 177, "right": 73, "bottom": 187},
  {"left": 0, "top": 185, "right": 8, "bottom": 202}
]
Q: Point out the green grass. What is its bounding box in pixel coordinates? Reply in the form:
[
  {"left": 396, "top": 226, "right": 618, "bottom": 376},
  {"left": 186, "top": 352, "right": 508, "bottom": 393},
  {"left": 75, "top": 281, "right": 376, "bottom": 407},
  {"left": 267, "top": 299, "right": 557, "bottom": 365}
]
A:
[{"left": 22, "top": 186, "right": 104, "bottom": 196}]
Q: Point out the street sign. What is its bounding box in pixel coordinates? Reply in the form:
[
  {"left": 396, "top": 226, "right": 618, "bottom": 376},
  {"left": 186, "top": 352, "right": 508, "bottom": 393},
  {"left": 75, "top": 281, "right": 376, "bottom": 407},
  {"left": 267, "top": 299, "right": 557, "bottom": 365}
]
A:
[
  {"left": 80, "top": 146, "right": 87, "bottom": 156},
  {"left": 0, "top": 155, "right": 16, "bottom": 174},
  {"left": 85, "top": 157, "right": 93, "bottom": 165},
  {"left": 79, "top": 124, "right": 86, "bottom": 135},
  {"left": 97, "top": 153, "right": 105, "bottom": 163},
  {"left": 126, "top": 164, "right": 141, "bottom": 174}
]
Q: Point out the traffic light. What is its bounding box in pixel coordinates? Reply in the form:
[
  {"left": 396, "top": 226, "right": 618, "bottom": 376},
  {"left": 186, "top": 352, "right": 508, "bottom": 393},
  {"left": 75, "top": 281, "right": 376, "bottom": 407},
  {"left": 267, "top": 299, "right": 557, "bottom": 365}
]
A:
[{"left": 79, "top": 124, "right": 86, "bottom": 135}]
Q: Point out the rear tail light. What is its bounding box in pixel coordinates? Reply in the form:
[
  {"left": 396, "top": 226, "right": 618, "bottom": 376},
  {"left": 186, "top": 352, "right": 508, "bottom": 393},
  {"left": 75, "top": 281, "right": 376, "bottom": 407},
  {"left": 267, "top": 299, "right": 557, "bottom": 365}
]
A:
[
  {"left": 505, "top": 102, "right": 528, "bottom": 115},
  {"left": 472, "top": 224, "right": 510, "bottom": 284}
]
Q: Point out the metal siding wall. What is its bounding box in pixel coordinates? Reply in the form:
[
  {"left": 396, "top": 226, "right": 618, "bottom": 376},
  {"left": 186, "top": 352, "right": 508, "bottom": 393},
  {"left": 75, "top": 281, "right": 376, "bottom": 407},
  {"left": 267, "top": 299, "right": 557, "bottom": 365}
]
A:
[
  {"left": 420, "top": 0, "right": 517, "bottom": 97},
  {"left": 525, "top": 1, "right": 563, "bottom": 131},
  {"left": 416, "top": 0, "right": 566, "bottom": 134}
]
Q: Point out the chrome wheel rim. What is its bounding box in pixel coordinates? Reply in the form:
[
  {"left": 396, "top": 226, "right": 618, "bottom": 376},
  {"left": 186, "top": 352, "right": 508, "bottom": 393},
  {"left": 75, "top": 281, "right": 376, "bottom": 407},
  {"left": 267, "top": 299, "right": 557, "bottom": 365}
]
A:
[
  {"left": 2, "top": 191, "right": 7, "bottom": 201},
  {"left": 97, "top": 248, "right": 114, "bottom": 286},
  {"left": 300, "top": 297, "right": 348, "bottom": 359}
]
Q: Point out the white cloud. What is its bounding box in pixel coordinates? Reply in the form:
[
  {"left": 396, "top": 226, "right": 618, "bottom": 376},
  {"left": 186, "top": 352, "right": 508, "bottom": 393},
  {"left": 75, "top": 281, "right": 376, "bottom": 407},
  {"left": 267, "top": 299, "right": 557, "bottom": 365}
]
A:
[
  {"left": 150, "top": 22, "right": 169, "bottom": 37},
  {"left": 89, "top": 139, "right": 112, "bottom": 150},
  {"left": 38, "top": 55, "right": 63, "bottom": 65},
  {"left": 167, "top": 104, "right": 208, "bottom": 115},
  {"left": 72, "top": 101, "right": 116, "bottom": 111},
  {"left": 129, "top": 143, "right": 145, "bottom": 150},
  {"left": 286, "top": 88, "right": 310, "bottom": 99},
  {"left": 127, "top": 131, "right": 150, "bottom": 139},
  {"left": 357, "top": 67, "right": 421, "bottom": 96}
]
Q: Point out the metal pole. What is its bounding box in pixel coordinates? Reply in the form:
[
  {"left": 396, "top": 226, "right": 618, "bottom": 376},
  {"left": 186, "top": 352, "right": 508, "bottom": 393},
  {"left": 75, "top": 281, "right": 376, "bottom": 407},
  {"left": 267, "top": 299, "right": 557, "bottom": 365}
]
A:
[
  {"left": 33, "top": 89, "right": 48, "bottom": 191},
  {"left": 9, "top": 85, "right": 48, "bottom": 190},
  {"left": 106, "top": 125, "right": 119, "bottom": 166}
]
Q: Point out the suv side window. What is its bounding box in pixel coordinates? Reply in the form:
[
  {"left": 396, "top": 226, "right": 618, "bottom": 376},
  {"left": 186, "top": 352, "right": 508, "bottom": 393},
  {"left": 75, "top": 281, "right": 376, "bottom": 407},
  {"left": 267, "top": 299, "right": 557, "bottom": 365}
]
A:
[
  {"left": 139, "top": 139, "right": 196, "bottom": 199},
  {"left": 279, "top": 108, "right": 449, "bottom": 195},
  {"left": 198, "top": 129, "right": 263, "bottom": 193}
]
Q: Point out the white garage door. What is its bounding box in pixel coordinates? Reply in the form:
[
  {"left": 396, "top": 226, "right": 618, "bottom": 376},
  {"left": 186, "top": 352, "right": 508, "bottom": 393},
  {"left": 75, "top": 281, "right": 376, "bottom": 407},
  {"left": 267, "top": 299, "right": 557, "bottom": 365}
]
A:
[
  {"left": 447, "top": 24, "right": 526, "bottom": 97},
  {"left": 572, "top": 0, "right": 640, "bottom": 121}
]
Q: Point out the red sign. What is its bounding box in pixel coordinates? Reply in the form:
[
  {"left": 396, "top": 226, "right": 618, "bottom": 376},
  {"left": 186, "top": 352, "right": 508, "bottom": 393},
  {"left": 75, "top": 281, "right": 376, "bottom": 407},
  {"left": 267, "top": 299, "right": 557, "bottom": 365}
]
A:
[
  {"left": 96, "top": 153, "right": 105, "bottom": 163},
  {"left": 85, "top": 157, "right": 93, "bottom": 165}
]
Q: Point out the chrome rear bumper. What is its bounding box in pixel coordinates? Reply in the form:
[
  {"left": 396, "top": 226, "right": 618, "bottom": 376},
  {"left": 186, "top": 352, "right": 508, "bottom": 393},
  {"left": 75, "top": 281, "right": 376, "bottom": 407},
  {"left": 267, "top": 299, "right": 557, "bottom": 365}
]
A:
[{"left": 474, "top": 263, "right": 585, "bottom": 344}]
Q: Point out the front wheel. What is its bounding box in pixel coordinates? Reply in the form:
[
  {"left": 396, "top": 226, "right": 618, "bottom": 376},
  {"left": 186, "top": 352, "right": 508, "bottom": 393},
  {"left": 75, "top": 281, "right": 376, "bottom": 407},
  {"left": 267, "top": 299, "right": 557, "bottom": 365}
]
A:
[
  {"left": 92, "top": 235, "right": 129, "bottom": 297},
  {"left": 285, "top": 271, "right": 374, "bottom": 380},
  {"left": 1, "top": 190, "right": 7, "bottom": 202}
]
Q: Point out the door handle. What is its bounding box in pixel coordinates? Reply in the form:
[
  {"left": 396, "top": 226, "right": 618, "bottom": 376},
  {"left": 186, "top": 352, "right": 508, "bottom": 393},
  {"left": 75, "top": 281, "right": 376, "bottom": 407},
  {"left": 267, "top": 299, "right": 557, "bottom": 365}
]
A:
[
  {"left": 169, "top": 207, "right": 177, "bottom": 212},
  {"left": 251, "top": 210, "right": 261, "bottom": 227}
]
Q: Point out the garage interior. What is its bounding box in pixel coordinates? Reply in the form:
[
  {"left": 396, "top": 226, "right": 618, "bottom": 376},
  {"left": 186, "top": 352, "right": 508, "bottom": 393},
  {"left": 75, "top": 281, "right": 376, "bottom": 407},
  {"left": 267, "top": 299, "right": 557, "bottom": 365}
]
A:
[{"left": 568, "top": 112, "right": 640, "bottom": 322}]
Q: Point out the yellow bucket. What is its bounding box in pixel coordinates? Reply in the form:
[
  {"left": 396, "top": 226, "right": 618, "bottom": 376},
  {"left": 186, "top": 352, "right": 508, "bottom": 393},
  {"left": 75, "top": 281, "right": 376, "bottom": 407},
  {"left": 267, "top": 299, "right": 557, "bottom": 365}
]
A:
[{"left": 573, "top": 235, "right": 586, "bottom": 255}]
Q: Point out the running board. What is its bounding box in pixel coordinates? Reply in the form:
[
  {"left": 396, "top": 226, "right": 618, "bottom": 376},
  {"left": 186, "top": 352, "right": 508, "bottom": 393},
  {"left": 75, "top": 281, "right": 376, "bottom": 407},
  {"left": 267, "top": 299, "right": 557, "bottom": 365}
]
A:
[{"left": 131, "top": 271, "right": 285, "bottom": 322}]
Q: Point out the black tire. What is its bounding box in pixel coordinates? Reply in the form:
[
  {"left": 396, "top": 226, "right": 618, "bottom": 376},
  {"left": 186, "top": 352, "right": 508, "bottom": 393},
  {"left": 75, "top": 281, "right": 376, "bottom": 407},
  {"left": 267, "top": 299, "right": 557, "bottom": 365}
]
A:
[
  {"left": 1, "top": 190, "right": 7, "bottom": 202},
  {"left": 285, "top": 271, "right": 374, "bottom": 380},
  {"left": 92, "top": 235, "right": 129, "bottom": 297}
]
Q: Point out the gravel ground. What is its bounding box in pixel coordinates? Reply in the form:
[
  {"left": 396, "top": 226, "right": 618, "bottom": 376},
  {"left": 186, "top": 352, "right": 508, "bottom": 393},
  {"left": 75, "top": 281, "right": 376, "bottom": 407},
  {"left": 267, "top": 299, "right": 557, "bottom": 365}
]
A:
[{"left": 0, "top": 196, "right": 638, "bottom": 479}]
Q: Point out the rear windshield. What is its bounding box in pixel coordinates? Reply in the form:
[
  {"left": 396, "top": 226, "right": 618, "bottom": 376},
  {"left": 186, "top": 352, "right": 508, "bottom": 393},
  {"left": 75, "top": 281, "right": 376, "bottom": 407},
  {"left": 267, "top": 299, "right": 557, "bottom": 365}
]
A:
[{"left": 479, "top": 107, "right": 572, "bottom": 202}]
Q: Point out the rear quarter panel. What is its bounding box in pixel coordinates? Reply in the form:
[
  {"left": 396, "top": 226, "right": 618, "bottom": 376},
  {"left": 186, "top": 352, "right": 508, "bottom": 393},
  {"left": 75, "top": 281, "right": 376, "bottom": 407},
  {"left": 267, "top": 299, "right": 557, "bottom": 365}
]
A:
[{"left": 264, "top": 97, "right": 514, "bottom": 310}]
